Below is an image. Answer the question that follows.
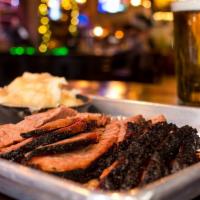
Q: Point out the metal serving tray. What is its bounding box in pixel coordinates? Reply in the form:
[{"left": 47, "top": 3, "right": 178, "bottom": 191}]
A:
[{"left": 0, "top": 96, "right": 200, "bottom": 200}]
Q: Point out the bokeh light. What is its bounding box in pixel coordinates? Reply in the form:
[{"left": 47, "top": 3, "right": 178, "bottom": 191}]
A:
[
  {"left": 130, "top": 0, "right": 142, "bottom": 7},
  {"left": 38, "top": 3, "right": 48, "bottom": 15},
  {"left": 115, "top": 30, "right": 124, "bottom": 40},
  {"left": 75, "top": 0, "right": 87, "bottom": 4},
  {"left": 69, "top": 25, "right": 77, "bottom": 33},
  {"left": 93, "top": 26, "right": 104, "bottom": 37},
  {"left": 40, "top": 17, "right": 49, "bottom": 25},
  {"left": 39, "top": 44, "right": 48, "bottom": 53},
  {"left": 38, "top": 25, "right": 48, "bottom": 34},
  {"left": 142, "top": 0, "right": 151, "bottom": 8},
  {"left": 61, "top": 0, "right": 72, "bottom": 10}
]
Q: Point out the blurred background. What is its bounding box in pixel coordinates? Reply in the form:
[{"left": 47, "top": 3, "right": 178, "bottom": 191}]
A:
[{"left": 0, "top": 0, "right": 175, "bottom": 86}]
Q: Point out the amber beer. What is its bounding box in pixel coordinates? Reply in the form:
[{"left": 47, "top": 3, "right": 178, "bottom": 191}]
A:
[{"left": 172, "top": 1, "right": 200, "bottom": 105}]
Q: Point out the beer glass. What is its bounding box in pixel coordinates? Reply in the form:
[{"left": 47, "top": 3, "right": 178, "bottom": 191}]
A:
[{"left": 172, "top": 0, "right": 200, "bottom": 106}]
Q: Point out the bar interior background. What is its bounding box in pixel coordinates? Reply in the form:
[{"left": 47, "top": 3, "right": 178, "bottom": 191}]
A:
[{"left": 0, "top": 0, "right": 174, "bottom": 85}]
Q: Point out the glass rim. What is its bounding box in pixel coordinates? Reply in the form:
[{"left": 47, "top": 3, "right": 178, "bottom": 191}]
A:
[{"left": 172, "top": 0, "right": 200, "bottom": 12}]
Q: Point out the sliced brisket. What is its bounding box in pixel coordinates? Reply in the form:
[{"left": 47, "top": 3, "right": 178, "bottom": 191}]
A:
[
  {"left": 20, "top": 118, "right": 76, "bottom": 138},
  {"left": 170, "top": 126, "right": 199, "bottom": 173},
  {"left": 24, "top": 121, "right": 124, "bottom": 183},
  {"left": 26, "top": 123, "right": 118, "bottom": 172},
  {"left": 0, "top": 106, "right": 77, "bottom": 149},
  {"left": 21, "top": 113, "right": 110, "bottom": 138},
  {"left": 0, "top": 107, "right": 198, "bottom": 192},
  {"left": 24, "top": 131, "right": 100, "bottom": 159},
  {"left": 0, "top": 119, "right": 90, "bottom": 161},
  {"left": 99, "top": 122, "right": 177, "bottom": 191}
]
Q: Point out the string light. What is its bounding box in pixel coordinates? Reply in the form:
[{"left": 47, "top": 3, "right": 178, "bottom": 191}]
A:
[
  {"left": 38, "top": 0, "right": 51, "bottom": 53},
  {"left": 10, "top": 47, "right": 36, "bottom": 56},
  {"left": 38, "top": 0, "right": 79, "bottom": 53},
  {"left": 142, "top": 0, "right": 151, "bottom": 8},
  {"left": 51, "top": 47, "right": 69, "bottom": 56},
  {"left": 61, "top": 0, "right": 72, "bottom": 10},
  {"left": 130, "top": 0, "right": 142, "bottom": 7},
  {"left": 75, "top": 0, "right": 87, "bottom": 4},
  {"left": 39, "top": 44, "right": 48, "bottom": 53},
  {"left": 68, "top": 0, "right": 79, "bottom": 36},
  {"left": 38, "top": 3, "right": 48, "bottom": 15},
  {"left": 40, "top": 17, "right": 49, "bottom": 25}
]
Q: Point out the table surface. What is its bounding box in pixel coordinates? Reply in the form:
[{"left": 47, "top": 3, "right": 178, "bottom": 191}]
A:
[
  {"left": 69, "top": 76, "right": 177, "bottom": 105},
  {"left": 0, "top": 76, "right": 180, "bottom": 200}
]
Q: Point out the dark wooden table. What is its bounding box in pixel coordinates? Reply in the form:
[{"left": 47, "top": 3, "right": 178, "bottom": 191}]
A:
[{"left": 0, "top": 76, "right": 190, "bottom": 200}]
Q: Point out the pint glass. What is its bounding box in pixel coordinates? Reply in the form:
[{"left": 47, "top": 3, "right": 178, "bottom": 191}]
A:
[{"left": 172, "top": 0, "right": 200, "bottom": 106}]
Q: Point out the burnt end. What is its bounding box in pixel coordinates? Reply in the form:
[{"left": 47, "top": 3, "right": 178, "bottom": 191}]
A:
[{"left": 52, "top": 145, "right": 117, "bottom": 183}]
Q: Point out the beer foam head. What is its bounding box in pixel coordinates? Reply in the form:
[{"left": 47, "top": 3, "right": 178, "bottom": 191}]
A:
[{"left": 172, "top": 0, "right": 200, "bottom": 12}]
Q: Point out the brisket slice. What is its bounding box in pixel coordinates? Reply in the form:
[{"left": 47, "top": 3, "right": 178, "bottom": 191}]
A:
[
  {"left": 139, "top": 134, "right": 179, "bottom": 186},
  {"left": 99, "top": 161, "right": 119, "bottom": 181},
  {"left": 170, "top": 126, "right": 199, "bottom": 173},
  {"left": 99, "top": 122, "right": 177, "bottom": 191},
  {"left": 139, "top": 125, "right": 198, "bottom": 186},
  {"left": 26, "top": 122, "right": 119, "bottom": 175},
  {"left": 122, "top": 123, "right": 178, "bottom": 189},
  {"left": 116, "top": 115, "right": 145, "bottom": 143},
  {"left": 0, "top": 138, "right": 32, "bottom": 154},
  {"left": 24, "top": 131, "right": 100, "bottom": 159},
  {"left": 20, "top": 118, "right": 76, "bottom": 138},
  {"left": 0, "top": 106, "right": 77, "bottom": 149},
  {"left": 68, "top": 115, "right": 147, "bottom": 183},
  {"left": 73, "top": 115, "right": 147, "bottom": 183},
  {"left": 52, "top": 144, "right": 117, "bottom": 183},
  {"left": 98, "top": 119, "right": 151, "bottom": 190},
  {"left": 0, "top": 119, "right": 90, "bottom": 161},
  {"left": 18, "top": 106, "right": 77, "bottom": 129},
  {"left": 77, "top": 113, "right": 111, "bottom": 127},
  {"left": 21, "top": 113, "right": 110, "bottom": 139}
]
